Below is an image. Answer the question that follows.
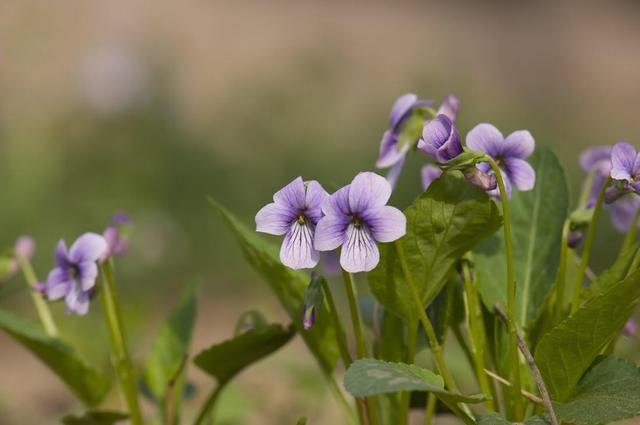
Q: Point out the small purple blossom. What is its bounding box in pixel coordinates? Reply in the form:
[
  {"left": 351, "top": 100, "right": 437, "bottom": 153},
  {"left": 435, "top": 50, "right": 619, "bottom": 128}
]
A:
[
  {"left": 421, "top": 164, "right": 442, "bottom": 191},
  {"left": 315, "top": 172, "right": 406, "bottom": 273},
  {"left": 580, "top": 145, "right": 612, "bottom": 206},
  {"left": 417, "top": 114, "right": 463, "bottom": 163},
  {"left": 100, "top": 212, "right": 132, "bottom": 262},
  {"left": 256, "top": 177, "right": 328, "bottom": 270},
  {"left": 302, "top": 306, "right": 316, "bottom": 330},
  {"left": 466, "top": 123, "right": 536, "bottom": 198},
  {"left": 611, "top": 141, "right": 640, "bottom": 194},
  {"left": 2, "top": 236, "right": 36, "bottom": 282},
  {"left": 623, "top": 318, "right": 637, "bottom": 337},
  {"left": 436, "top": 95, "right": 460, "bottom": 121},
  {"left": 376, "top": 94, "right": 433, "bottom": 169},
  {"left": 44, "top": 233, "right": 108, "bottom": 315}
]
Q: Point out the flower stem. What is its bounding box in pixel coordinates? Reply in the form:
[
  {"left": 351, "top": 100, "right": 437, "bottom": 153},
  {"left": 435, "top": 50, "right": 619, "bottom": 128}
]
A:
[
  {"left": 622, "top": 207, "right": 640, "bottom": 253},
  {"left": 487, "top": 159, "right": 523, "bottom": 421},
  {"left": 554, "top": 220, "right": 571, "bottom": 322},
  {"left": 424, "top": 392, "right": 437, "bottom": 425},
  {"left": 462, "top": 259, "right": 496, "bottom": 411},
  {"left": 341, "top": 269, "right": 379, "bottom": 425},
  {"left": 398, "top": 320, "right": 418, "bottom": 425},
  {"left": 193, "top": 383, "right": 225, "bottom": 425},
  {"left": 99, "top": 260, "right": 143, "bottom": 425},
  {"left": 16, "top": 254, "right": 59, "bottom": 337},
  {"left": 571, "top": 177, "right": 611, "bottom": 314},
  {"left": 394, "top": 241, "right": 472, "bottom": 421}
]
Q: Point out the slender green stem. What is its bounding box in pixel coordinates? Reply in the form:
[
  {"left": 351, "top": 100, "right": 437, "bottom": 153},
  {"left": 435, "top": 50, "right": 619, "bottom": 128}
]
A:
[
  {"left": 16, "top": 254, "right": 59, "bottom": 337},
  {"left": 395, "top": 241, "right": 472, "bottom": 423},
  {"left": 319, "top": 279, "right": 361, "bottom": 425},
  {"left": 398, "top": 320, "right": 419, "bottom": 425},
  {"left": 571, "top": 177, "right": 611, "bottom": 314},
  {"left": 578, "top": 171, "right": 595, "bottom": 208},
  {"left": 341, "top": 270, "right": 379, "bottom": 425},
  {"left": 462, "top": 260, "right": 495, "bottom": 411},
  {"left": 487, "top": 159, "right": 523, "bottom": 421},
  {"left": 193, "top": 383, "right": 225, "bottom": 425},
  {"left": 622, "top": 207, "right": 640, "bottom": 253},
  {"left": 320, "top": 279, "right": 353, "bottom": 368},
  {"left": 99, "top": 260, "right": 143, "bottom": 425},
  {"left": 554, "top": 220, "right": 571, "bottom": 323},
  {"left": 424, "top": 393, "right": 437, "bottom": 425}
]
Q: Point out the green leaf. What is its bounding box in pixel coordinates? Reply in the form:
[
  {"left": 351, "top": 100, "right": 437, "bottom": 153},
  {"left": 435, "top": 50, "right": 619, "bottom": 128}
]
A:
[
  {"left": 534, "top": 270, "right": 640, "bottom": 401},
  {"left": 581, "top": 244, "right": 639, "bottom": 300},
  {"left": 554, "top": 356, "right": 640, "bottom": 425},
  {"left": 296, "top": 417, "right": 308, "bottom": 425},
  {"left": 194, "top": 323, "right": 295, "bottom": 385},
  {"left": 0, "top": 309, "right": 110, "bottom": 406},
  {"left": 368, "top": 171, "right": 502, "bottom": 321},
  {"left": 143, "top": 280, "right": 198, "bottom": 415},
  {"left": 440, "top": 150, "right": 488, "bottom": 172},
  {"left": 343, "top": 359, "right": 487, "bottom": 404},
  {"left": 475, "top": 146, "right": 569, "bottom": 326},
  {"left": 209, "top": 199, "right": 339, "bottom": 372},
  {"left": 61, "top": 411, "right": 128, "bottom": 425},
  {"left": 477, "top": 413, "right": 550, "bottom": 425}
]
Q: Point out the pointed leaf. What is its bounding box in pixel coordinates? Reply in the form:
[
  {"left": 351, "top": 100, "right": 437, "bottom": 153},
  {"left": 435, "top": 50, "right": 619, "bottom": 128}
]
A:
[
  {"left": 0, "top": 309, "right": 110, "bottom": 406},
  {"left": 535, "top": 270, "right": 640, "bottom": 400},
  {"left": 194, "top": 323, "right": 295, "bottom": 385},
  {"left": 475, "top": 146, "right": 569, "bottom": 326},
  {"left": 143, "top": 280, "right": 198, "bottom": 415},
  {"left": 344, "top": 359, "right": 487, "bottom": 404},
  {"left": 209, "top": 199, "right": 339, "bottom": 372},
  {"left": 369, "top": 172, "right": 502, "bottom": 321}
]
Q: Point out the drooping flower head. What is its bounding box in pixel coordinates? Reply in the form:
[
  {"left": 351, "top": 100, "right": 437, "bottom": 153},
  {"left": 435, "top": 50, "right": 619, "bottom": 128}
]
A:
[
  {"left": 466, "top": 123, "right": 536, "bottom": 198},
  {"left": 417, "top": 114, "right": 463, "bottom": 163},
  {"left": 100, "top": 212, "right": 132, "bottom": 262},
  {"left": 315, "top": 172, "right": 406, "bottom": 273},
  {"left": 44, "top": 233, "right": 108, "bottom": 315},
  {"left": 377, "top": 93, "right": 433, "bottom": 169},
  {"left": 421, "top": 164, "right": 442, "bottom": 191},
  {"left": 611, "top": 141, "right": 640, "bottom": 195},
  {"left": 256, "top": 177, "right": 328, "bottom": 270}
]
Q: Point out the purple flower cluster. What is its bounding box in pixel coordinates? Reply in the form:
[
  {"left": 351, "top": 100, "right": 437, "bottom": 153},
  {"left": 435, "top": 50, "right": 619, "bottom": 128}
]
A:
[
  {"left": 581, "top": 142, "right": 640, "bottom": 232},
  {"left": 256, "top": 173, "right": 406, "bottom": 272}
]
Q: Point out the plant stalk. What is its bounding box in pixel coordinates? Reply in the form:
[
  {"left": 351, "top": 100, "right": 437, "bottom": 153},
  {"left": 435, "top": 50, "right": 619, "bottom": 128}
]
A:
[
  {"left": 554, "top": 220, "right": 571, "bottom": 323},
  {"left": 16, "top": 254, "right": 59, "bottom": 337},
  {"left": 193, "top": 383, "right": 225, "bottom": 425},
  {"left": 99, "top": 260, "right": 144, "bottom": 425},
  {"left": 622, "top": 207, "right": 640, "bottom": 253}
]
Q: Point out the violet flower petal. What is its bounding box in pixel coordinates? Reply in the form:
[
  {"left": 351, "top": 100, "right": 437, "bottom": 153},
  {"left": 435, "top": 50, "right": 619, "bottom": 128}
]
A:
[
  {"left": 436, "top": 95, "right": 460, "bottom": 121},
  {"left": 273, "top": 177, "right": 306, "bottom": 211},
  {"left": 322, "top": 185, "right": 351, "bottom": 217},
  {"left": 348, "top": 172, "right": 392, "bottom": 214},
  {"left": 68, "top": 233, "right": 108, "bottom": 263},
  {"left": 55, "top": 240, "right": 69, "bottom": 268},
  {"left": 304, "top": 180, "right": 329, "bottom": 224},
  {"left": 611, "top": 141, "right": 637, "bottom": 181},
  {"left": 609, "top": 194, "right": 640, "bottom": 232},
  {"left": 504, "top": 158, "right": 536, "bottom": 191},
  {"left": 580, "top": 145, "right": 612, "bottom": 174},
  {"left": 502, "top": 130, "right": 535, "bottom": 159},
  {"left": 340, "top": 225, "right": 379, "bottom": 273},
  {"left": 376, "top": 131, "right": 408, "bottom": 169},
  {"left": 389, "top": 93, "right": 418, "bottom": 130},
  {"left": 314, "top": 215, "right": 350, "bottom": 251},
  {"left": 45, "top": 268, "right": 71, "bottom": 300},
  {"left": 280, "top": 222, "right": 319, "bottom": 269},
  {"left": 421, "top": 165, "right": 442, "bottom": 190},
  {"left": 385, "top": 157, "right": 405, "bottom": 190},
  {"left": 363, "top": 206, "right": 406, "bottom": 243},
  {"left": 65, "top": 285, "right": 90, "bottom": 316},
  {"left": 255, "top": 202, "right": 296, "bottom": 235},
  {"left": 78, "top": 261, "right": 99, "bottom": 292},
  {"left": 466, "top": 123, "right": 503, "bottom": 158}
]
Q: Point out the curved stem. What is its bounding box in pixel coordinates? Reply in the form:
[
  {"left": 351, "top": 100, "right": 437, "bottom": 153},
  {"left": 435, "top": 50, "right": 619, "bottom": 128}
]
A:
[
  {"left": 571, "top": 177, "right": 611, "bottom": 314},
  {"left": 462, "top": 260, "right": 496, "bottom": 411},
  {"left": 193, "top": 383, "right": 225, "bottom": 425},
  {"left": 554, "top": 220, "right": 571, "bottom": 322},
  {"left": 99, "top": 260, "right": 144, "bottom": 425},
  {"left": 622, "top": 207, "right": 640, "bottom": 253},
  {"left": 341, "top": 270, "right": 378, "bottom": 425},
  {"left": 487, "top": 159, "right": 523, "bottom": 421},
  {"left": 395, "top": 241, "right": 473, "bottom": 422},
  {"left": 16, "top": 254, "right": 59, "bottom": 337}
]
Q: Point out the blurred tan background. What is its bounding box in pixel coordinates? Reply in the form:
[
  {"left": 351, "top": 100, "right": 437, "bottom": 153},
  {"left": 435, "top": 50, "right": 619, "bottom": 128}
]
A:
[{"left": 1, "top": 1, "right": 640, "bottom": 423}]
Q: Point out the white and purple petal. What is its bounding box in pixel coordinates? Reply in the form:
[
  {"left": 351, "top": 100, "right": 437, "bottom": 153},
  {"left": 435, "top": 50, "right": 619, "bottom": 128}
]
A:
[
  {"left": 421, "top": 165, "right": 442, "bottom": 190},
  {"left": 611, "top": 141, "right": 637, "bottom": 181},
  {"left": 466, "top": 123, "right": 503, "bottom": 158},
  {"left": 580, "top": 145, "right": 612, "bottom": 174},
  {"left": 436, "top": 94, "right": 460, "bottom": 121},
  {"left": 304, "top": 180, "right": 329, "bottom": 224},
  {"left": 348, "top": 172, "right": 392, "bottom": 214},
  {"left": 65, "top": 283, "right": 90, "bottom": 316},
  {"left": 322, "top": 185, "right": 351, "bottom": 217},
  {"left": 78, "top": 261, "right": 99, "bottom": 292},
  {"left": 45, "top": 267, "right": 71, "bottom": 301},
  {"left": 389, "top": 93, "right": 418, "bottom": 130},
  {"left": 503, "top": 158, "right": 536, "bottom": 192},
  {"left": 68, "top": 233, "right": 108, "bottom": 264},
  {"left": 502, "top": 130, "right": 535, "bottom": 159},
  {"left": 55, "top": 239, "right": 69, "bottom": 268},
  {"left": 362, "top": 206, "right": 406, "bottom": 243},
  {"left": 376, "top": 131, "right": 408, "bottom": 169},
  {"left": 385, "top": 157, "right": 405, "bottom": 190},
  {"left": 280, "top": 222, "right": 319, "bottom": 269},
  {"left": 609, "top": 194, "right": 640, "bottom": 232},
  {"left": 315, "top": 215, "right": 350, "bottom": 251},
  {"left": 273, "top": 177, "right": 307, "bottom": 211},
  {"left": 340, "top": 225, "right": 380, "bottom": 273},
  {"left": 256, "top": 202, "right": 296, "bottom": 235}
]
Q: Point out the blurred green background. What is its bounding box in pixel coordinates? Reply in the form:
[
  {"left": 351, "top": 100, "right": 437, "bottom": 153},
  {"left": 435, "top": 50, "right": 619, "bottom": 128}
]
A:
[{"left": 2, "top": 0, "right": 640, "bottom": 423}]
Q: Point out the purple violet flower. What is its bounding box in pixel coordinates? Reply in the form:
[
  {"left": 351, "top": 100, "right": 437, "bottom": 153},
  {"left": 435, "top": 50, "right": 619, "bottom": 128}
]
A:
[
  {"left": 466, "top": 123, "right": 536, "bottom": 198},
  {"left": 611, "top": 141, "right": 640, "bottom": 194},
  {"left": 100, "top": 213, "right": 132, "bottom": 262},
  {"left": 417, "top": 114, "right": 463, "bottom": 163},
  {"left": 2, "top": 236, "right": 36, "bottom": 282},
  {"left": 436, "top": 94, "right": 460, "bottom": 121},
  {"left": 421, "top": 164, "right": 442, "bottom": 191},
  {"left": 256, "top": 177, "right": 328, "bottom": 269},
  {"left": 624, "top": 318, "right": 637, "bottom": 337},
  {"left": 44, "top": 233, "right": 108, "bottom": 315},
  {"left": 315, "top": 172, "right": 406, "bottom": 273}
]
